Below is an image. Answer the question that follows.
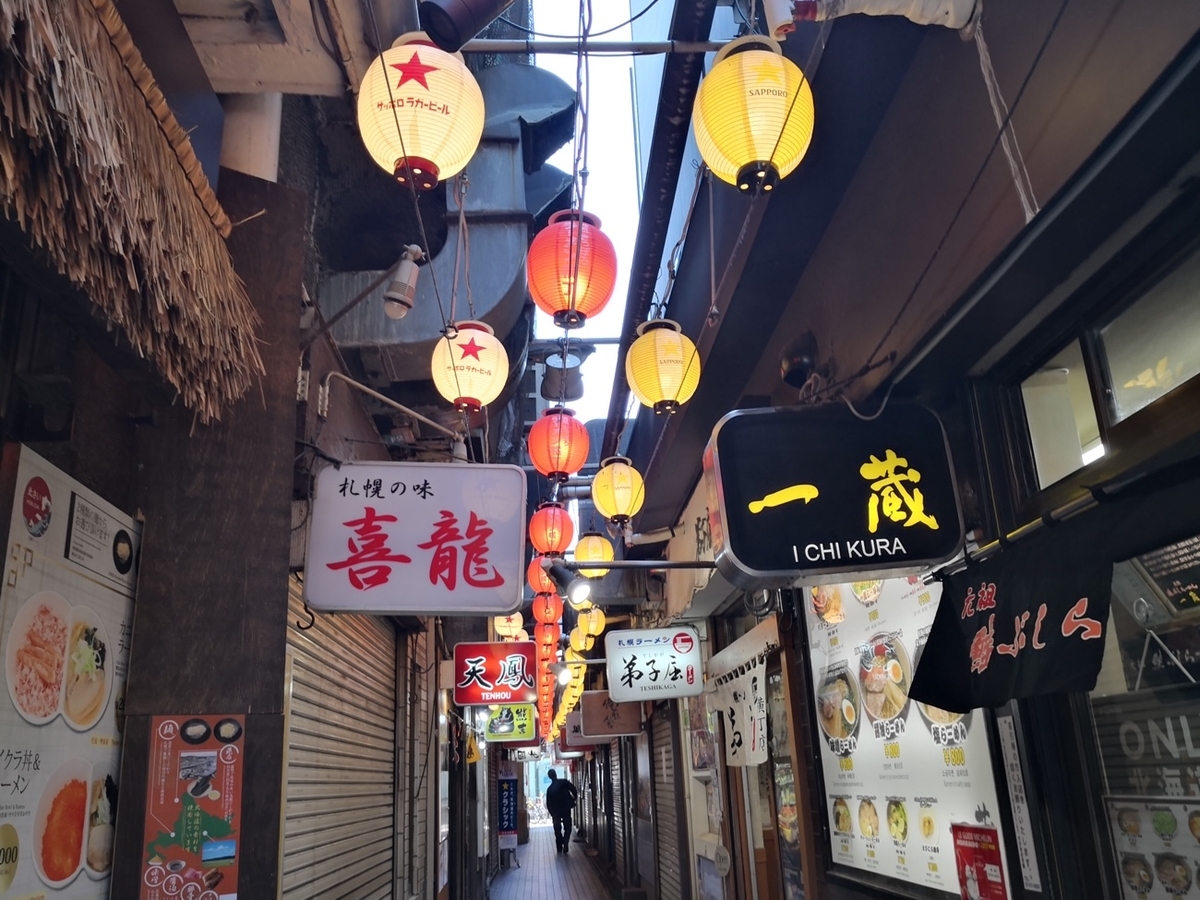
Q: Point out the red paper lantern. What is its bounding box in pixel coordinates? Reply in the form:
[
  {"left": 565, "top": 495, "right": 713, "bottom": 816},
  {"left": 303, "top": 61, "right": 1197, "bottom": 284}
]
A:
[
  {"left": 527, "top": 210, "right": 618, "bottom": 328},
  {"left": 535, "top": 623, "right": 561, "bottom": 649},
  {"left": 527, "top": 408, "right": 590, "bottom": 482},
  {"left": 528, "top": 555, "right": 556, "bottom": 594},
  {"left": 531, "top": 593, "right": 564, "bottom": 625},
  {"left": 529, "top": 502, "right": 573, "bottom": 555}
]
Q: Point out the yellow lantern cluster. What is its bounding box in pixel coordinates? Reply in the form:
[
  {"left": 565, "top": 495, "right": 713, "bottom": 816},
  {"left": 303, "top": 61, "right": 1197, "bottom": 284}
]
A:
[
  {"left": 357, "top": 33, "right": 485, "bottom": 190},
  {"left": 574, "top": 532, "right": 613, "bottom": 578},
  {"left": 591, "top": 457, "right": 645, "bottom": 525},
  {"left": 431, "top": 321, "right": 509, "bottom": 411},
  {"left": 692, "top": 35, "right": 815, "bottom": 193},
  {"left": 626, "top": 319, "right": 701, "bottom": 414}
]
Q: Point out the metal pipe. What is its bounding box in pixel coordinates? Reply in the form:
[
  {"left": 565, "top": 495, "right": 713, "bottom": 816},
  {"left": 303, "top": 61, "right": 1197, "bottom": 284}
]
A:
[
  {"left": 461, "top": 39, "right": 724, "bottom": 54},
  {"left": 320, "top": 371, "right": 462, "bottom": 440},
  {"left": 559, "top": 559, "right": 718, "bottom": 570}
]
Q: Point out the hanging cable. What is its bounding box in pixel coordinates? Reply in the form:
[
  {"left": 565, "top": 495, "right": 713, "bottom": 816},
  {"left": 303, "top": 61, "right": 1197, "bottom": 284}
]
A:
[{"left": 498, "top": 0, "right": 664, "bottom": 40}]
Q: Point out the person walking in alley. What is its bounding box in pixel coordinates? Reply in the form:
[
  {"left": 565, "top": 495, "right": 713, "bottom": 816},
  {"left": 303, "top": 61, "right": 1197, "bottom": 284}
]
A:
[{"left": 545, "top": 769, "right": 578, "bottom": 854}]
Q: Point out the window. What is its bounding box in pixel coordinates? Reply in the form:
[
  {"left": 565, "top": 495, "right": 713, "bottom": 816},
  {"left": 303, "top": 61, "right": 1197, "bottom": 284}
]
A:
[{"left": 1019, "top": 339, "right": 1104, "bottom": 488}]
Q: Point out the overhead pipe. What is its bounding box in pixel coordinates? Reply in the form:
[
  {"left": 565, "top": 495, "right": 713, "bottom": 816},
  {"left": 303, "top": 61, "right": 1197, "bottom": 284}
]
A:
[
  {"left": 601, "top": 0, "right": 720, "bottom": 459},
  {"left": 462, "top": 39, "right": 725, "bottom": 54}
]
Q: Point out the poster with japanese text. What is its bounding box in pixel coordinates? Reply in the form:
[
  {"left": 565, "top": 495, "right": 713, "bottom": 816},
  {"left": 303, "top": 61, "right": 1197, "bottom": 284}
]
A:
[
  {"left": 951, "top": 824, "right": 1008, "bottom": 900},
  {"left": 802, "top": 576, "right": 1010, "bottom": 896},
  {"left": 0, "top": 444, "right": 139, "bottom": 897},
  {"left": 139, "top": 714, "right": 245, "bottom": 899}
]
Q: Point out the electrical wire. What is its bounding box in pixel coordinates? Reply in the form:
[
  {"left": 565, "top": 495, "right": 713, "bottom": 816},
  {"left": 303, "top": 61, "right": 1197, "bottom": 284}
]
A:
[{"left": 498, "top": 0, "right": 664, "bottom": 40}]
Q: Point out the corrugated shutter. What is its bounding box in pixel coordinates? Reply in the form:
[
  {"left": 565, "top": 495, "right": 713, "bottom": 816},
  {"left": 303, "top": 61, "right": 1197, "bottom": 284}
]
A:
[
  {"left": 653, "top": 705, "right": 683, "bottom": 900},
  {"left": 283, "top": 579, "right": 397, "bottom": 899},
  {"left": 611, "top": 737, "right": 626, "bottom": 882}
]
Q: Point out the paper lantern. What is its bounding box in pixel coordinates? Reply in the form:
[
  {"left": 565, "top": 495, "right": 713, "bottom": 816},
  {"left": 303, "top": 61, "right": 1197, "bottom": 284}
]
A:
[
  {"left": 494, "top": 612, "right": 522, "bottom": 638},
  {"left": 516, "top": 630, "right": 530, "bottom": 642},
  {"left": 356, "top": 33, "right": 485, "bottom": 189},
  {"left": 692, "top": 35, "right": 815, "bottom": 193},
  {"left": 431, "top": 321, "right": 509, "bottom": 411},
  {"left": 626, "top": 319, "right": 701, "bottom": 414},
  {"left": 527, "top": 210, "right": 618, "bottom": 328},
  {"left": 574, "top": 532, "right": 613, "bottom": 578},
  {"left": 536, "top": 623, "right": 561, "bottom": 649},
  {"left": 569, "top": 627, "right": 594, "bottom": 653},
  {"left": 580, "top": 607, "right": 606, "bottom": 637},
  {"left": 591, "top": 457, "right": 644, "bottom": 525},
  {"left": 531, "top": 593, "right": 563, "bottom": 625},
  {"left": 529, "top": 502, "right": 574, "bottom": 555},
  {"left": 527, "top": 407, "right": 590, "bottom": 482},
  {"left": 528, "top": 555, "right": 556, "bottom": 594}
]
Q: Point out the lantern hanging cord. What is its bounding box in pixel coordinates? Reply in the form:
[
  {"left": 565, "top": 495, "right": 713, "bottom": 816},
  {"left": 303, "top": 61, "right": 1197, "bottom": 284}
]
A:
[
  {"left": 860, "top": 0, "right": 1069, "bottom": 379},
  {"left": 654, "top": 161, "right": 706, "bottom": 319},
  {"left": 452, "top": 174, "right": 477, "bottom": 320},
  {"left": 499, "top": 0, "right": 664, "bottom": 40},
  {"left": 765, "top": 19, "right": 830, "bottom": 180}
]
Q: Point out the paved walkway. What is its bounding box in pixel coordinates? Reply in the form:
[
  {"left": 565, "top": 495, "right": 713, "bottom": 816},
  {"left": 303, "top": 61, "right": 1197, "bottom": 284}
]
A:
[{"left": 490, "top": 825, "right": 612, "bottom": 900}]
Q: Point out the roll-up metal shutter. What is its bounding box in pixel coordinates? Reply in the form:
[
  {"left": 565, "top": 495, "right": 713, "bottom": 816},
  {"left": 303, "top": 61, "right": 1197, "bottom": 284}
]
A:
[
  {"left": 283, "top": 580, "right": 397, "bottom": 899},
  {"left": 611, "top": 737, "right": 626, "bottom": 882},
  {"left": 653, "top": 705, "right": 683, "bottom": 900}
]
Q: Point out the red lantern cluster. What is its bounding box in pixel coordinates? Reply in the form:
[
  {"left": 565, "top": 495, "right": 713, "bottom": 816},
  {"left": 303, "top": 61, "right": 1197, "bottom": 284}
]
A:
[
  {"left": 527, "top": 407, "right": 589, "bottom": 482},
  {"left": 529, "top": 502, "right": 573, "bottom": 555},
  {"left": 527, "top": 210, "right": 618, "bottom": 328}
]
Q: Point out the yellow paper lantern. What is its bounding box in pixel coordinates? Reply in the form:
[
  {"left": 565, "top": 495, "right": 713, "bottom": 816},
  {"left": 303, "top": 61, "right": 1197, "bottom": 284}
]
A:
[
  {"left": 574, "top": 532, "right": 614, "bottom": 578},
  {"left": 356, "top": 33, "right": 485, "bottom": 189},
  {"left": 591, "top": 457, "right": 644, "bottom": 525},
  {"left": 569, "top": 627, "right": 594, "bottom": 653},
  {"left": 693, "top": 35, "right": 815, "bottom": 193},
  {"left": 625, "top": 319, "right": 701, "bottom": 414},
  {"left": 581, "top": 607, "right": 606, "bottom": 637},
  {"left": 431, "top": 320, "right": 509, "bottom": 411}
]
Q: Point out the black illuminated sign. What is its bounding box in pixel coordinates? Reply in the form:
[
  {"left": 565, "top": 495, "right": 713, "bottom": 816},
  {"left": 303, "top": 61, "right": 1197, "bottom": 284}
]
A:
[{"left": 702, "top": 404, "right": 963, "bottom": 587}]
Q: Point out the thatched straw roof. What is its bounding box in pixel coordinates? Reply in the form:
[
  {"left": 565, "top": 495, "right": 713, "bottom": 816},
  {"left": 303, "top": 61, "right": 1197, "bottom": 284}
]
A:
[{"left": 0, "top": 0, "right": 264, "bottom": 422}]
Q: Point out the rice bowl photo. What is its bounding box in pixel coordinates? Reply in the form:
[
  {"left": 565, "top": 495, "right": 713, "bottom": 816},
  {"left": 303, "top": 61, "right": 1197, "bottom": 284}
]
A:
[{"left": 5, "top": 592, "right": 71, "bottom": 725}]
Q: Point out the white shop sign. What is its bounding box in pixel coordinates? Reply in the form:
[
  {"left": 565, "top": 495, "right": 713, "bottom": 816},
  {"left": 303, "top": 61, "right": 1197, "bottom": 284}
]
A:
[
  {"left": 605, "top": 626, "right": 704, "bottom": 703},
  {"left": 305, "top": 462, "right": 526, "bottom": 614}
]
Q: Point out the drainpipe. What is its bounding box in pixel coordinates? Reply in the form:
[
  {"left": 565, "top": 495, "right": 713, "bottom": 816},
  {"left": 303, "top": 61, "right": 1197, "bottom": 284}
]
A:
[{"left": 601, "top": 0, "right": 720, "bottom": 458}]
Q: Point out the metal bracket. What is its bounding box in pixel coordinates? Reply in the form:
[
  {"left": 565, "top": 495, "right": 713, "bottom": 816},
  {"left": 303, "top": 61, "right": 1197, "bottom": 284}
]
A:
[
  {"left": 296, "top": 367, "right": 310, "bottom": 403},
  {"left": 316, "top": 380, "right": 330, "bottom": 418}
]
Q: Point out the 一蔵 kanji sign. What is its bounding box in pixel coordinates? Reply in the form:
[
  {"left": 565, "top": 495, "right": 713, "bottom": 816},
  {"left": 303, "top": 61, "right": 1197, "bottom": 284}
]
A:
[
  {"left": 453, "top": 642, "right": 537, "bottom": 705},
  {"left": 304, "top": 462, "right": 525, "bottom": 614},
  {"left": 605, "top": 627, "right": 704, "bottom": 703},
  {"left": 703, "top": 404, "right": 963, "bottom": 587}
]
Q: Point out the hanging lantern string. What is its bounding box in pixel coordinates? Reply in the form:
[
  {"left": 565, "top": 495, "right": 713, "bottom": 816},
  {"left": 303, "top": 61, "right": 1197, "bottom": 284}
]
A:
[
  {"left": 453, "top": 174, "right": 478, "bottom": 320},
  {"left": 364, "top": 4, "right": 473, "bottom": 412}
]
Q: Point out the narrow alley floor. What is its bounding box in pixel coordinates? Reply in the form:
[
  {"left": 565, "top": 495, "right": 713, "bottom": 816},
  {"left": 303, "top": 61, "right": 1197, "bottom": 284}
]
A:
[{"left": 490, "top": 825, "right": 612, "bottom": 900}]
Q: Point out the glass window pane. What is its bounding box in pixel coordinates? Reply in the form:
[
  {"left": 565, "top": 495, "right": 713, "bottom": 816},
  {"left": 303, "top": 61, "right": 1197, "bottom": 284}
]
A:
[
  {"left": 1101, "top": 247, "right": 1200, "bottom": 422},
  {"left": 1020, "top": 339, "right": 1104, "bottom": 488}
]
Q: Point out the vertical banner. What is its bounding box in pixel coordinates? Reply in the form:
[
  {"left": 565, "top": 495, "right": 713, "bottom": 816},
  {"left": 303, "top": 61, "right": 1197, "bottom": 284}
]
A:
[
  {"left": 139, "top": 714, "right": 246, "bottom": 899},
  {"left": 951, "top": 824, "right": 1008, "bottom": 900},
  {"left": 717, "top": 657, "right": 767, "bottom": 767},
  {"left": 0, "top": 445, "right": 140, "bottom": 898},
  {"left": 498, "top": 775, "right": 517, "bottom": 851}
]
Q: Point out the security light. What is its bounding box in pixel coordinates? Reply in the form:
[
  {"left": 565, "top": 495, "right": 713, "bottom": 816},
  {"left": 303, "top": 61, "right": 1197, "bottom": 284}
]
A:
[{"left": 543, "top": 558, "right": 592, "bottom": 607}]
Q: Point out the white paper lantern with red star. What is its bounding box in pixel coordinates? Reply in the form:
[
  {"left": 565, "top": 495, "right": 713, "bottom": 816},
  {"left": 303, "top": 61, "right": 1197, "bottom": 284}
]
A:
[
  {"left": 356, "top": 32, "right": 485, "bottom": 190},
  {"left": 431, "top": 321, "right": 509, "bottom": 411}
]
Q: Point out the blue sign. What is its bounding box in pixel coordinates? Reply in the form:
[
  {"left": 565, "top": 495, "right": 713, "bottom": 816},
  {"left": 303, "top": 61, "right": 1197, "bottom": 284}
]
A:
[{"left": 498, "top": 775, "right": 518, "bottom": 850}]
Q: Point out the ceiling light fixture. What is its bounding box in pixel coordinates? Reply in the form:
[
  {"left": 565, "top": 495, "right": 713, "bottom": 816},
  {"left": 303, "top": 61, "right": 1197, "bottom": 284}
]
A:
[
  {"left": 542, "top": 558, "right": 592, "bottom": 607},
  {"left": 383, "top": 245, "right": 424, "bottom": 320}
]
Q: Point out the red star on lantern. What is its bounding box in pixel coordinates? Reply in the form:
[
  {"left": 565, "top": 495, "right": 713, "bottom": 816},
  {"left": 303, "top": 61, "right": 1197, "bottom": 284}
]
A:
[
  {"left": 458, "top": 338, "right": 484, "bottom": 360},
  {"left": 390, "top": 52, "right": 438, "bottom": 90}
]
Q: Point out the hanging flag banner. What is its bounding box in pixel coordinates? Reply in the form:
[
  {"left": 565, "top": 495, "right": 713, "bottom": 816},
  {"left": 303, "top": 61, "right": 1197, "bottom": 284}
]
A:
[
  {"left": 498, "top": 776, "right": 518, "bottom": 851},
  {"left": 484, "top": 704, "right": 536, "bottom": 742},
  {"left": 580, "top": 690, "right": 642, "bottom": 737},
  {"left": 305, "top": 462, "right": 526, "bottom": 614},
  {"left": 951, "top": 824, "right": 1008, "bottom": 900},
  {"left": 604, "top": 627, "right": 704, "bottom": 703},
  {"left": 909, "top": 522, "right": 1112, "bottom": 713},
  {"left": 715, "top": 656, "right": 768, "bottom": 766},
  {"left": 703, "top": 404, "right": 963, "bottom": 588},
  {"left": 453, "top": 642, "right": 537, "bottom": 706}
]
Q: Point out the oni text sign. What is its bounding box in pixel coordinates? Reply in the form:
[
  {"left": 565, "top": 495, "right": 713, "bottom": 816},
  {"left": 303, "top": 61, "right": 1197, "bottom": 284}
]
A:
[
  {"left": 305, "top": 462, "right": 525, "bottom": 614},
  {"left": 605, "top": 626, "right": 703, "bottom": 703},
  {"left": 453, "top": 641, "right": 537, "bottom": 706},
  {"left": 703, "top": 404, "right": 962, "bottom": 587}
]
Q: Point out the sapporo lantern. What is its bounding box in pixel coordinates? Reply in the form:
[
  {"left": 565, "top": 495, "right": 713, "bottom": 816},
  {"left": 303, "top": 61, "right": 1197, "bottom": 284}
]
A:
[
  {"left": 494, "top": 612, "right": 522, "bottom": 638},
  {"left": 527, "top": 210, "right": 618, "bottom": 328},
  {"left": 527, "top": 407, "right": 590, "bottom": 482},
  {"left": 581, "top": 607, "right": 606, "bottom": 636},
  {"left": 431, "top": 320, "right": 509, "bottom": 411},
  {"left": 531, "top": 592, "right": 563, "bottom": 625},
  {"left": 590, "top": 457, "right": 645, "bottom": 525},
  {"left": 356, "top": 32, "right": 485, "bottom": 190},
  {"left": 692, "top": 35, "right": 815, "bottom": 193},
  {"left": 528, "top": 555, "right": 556, "bottom": 594},
  {"left": 574, "top": 532, "right": 613, "bottom": 578},
  {"left": 529, "top": 502, "right": 574, "bottom": 555},
  {"left": 626, "top": 319, "right": 701, "bottom": 414}
]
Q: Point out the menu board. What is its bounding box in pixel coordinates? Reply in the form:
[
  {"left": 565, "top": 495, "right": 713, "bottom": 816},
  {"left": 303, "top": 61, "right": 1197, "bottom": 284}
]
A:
[
  {"left": 802, "top": 576, "right": 1009, "bottom": 895},
  {"left": 0, "top": 445, "right": 139, "bottom": 898},
  {"left": 139, "top": 714, "right": 246, "bottom": 899},
  {"left": 1106, "top": 797, "right": 1200, "bottom": 898},
  {"left": 1137, "top": 535, "right": 1200, "bottom": 614}
]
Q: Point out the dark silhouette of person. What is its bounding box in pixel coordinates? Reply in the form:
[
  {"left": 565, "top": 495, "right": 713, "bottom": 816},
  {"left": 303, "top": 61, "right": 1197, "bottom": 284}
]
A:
[{"left": 545, "top": 769, "right": 578, "bottom": 853}]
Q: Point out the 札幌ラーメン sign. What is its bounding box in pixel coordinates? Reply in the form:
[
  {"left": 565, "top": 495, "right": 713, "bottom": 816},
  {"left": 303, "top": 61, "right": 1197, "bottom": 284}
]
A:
[
  {"left": 305, "top": 462, "right": 526, "bottom": 614},
  {"left": 452, "top": 641, "right": 537, "bottom": 706},
  {"left": 702, "top": 404, "right": 962, "bottom": 587},
  {"left": 605, "top": 626, "right": 703, "bottom": 702}
]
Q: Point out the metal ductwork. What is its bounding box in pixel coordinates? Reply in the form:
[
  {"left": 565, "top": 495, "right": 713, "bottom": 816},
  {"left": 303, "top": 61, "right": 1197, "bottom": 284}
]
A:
[
  {"left": 419, "top": 0, "right": 516, "bottom": 53},
  {"left": 318, "top": 63, "right": 576, "bottom": 389},
  {"left": 792, "top": 0, "right": 979, "bottom": 30}
]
